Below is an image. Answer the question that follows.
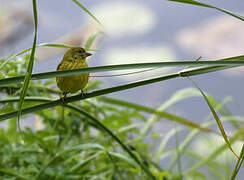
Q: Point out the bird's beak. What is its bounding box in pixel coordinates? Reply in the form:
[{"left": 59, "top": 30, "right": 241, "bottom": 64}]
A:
[{"left": 84, "top": 52, "right": 92, "bottom": 57}]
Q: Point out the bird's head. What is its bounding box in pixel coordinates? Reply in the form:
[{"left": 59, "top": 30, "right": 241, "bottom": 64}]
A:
[{"left": 64, "top": 47, "right": 92, "bottom": 61}]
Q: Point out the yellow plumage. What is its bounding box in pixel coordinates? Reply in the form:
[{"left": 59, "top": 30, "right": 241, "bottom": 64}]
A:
[{"left": 56, "top": 47, "right": 91, "bottom": 96}]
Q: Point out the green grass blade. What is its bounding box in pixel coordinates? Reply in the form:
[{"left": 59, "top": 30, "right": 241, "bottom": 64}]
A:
[
  {"left": 84, "top": 31, "right": 102, "bottom": 51},
  {"left": 231, "top": 144, "right": 244, "bottom": 180},
  {"left": 17, "top": 0, "right": 38, "bottom": 131},
  {"left": 2, "top": 45, "right": 243, "bottom": 71},
  {"left": 151, "top": 88, "right": 201, "bottom": 111},
  {"left": 168, "top": 0, "right": 212, "bottom": 8},
  {"left": 108, "top": 152, "right": 138, "bottom": 167},
  {"left": 1, "top": 55, "right": 244, "bottom": 85},
  {"left": 90, "top": 67, "right": 161, "bottom": 78},
  {"left": 34, "top": 143, "right": 105, "bottom": 179},
  {"left": 174, "top": 123, "right": 182, "bottom": 175},
  {"left": 15, "top": 43, "right": 72, "bottom": 57},
  {"left": 169, "top": 117, "right": 244, "bottom": 172},
  {"left": 0, "top": 53, "right": 16, "bottom": 70},
  {"left": 38, "top": 43, "right": 73, "bottom": 49},
  {"left": 0, "top": 168, "right": 29, "bottom": 180},
  {"left": 141, "top": 88, "right": 203, "bottom": 138},
  {"left": 67, "top": 104, "right": 155, "bottom": 180},
  {"left": 6, "top": 43, "right": 94, "bottom": 62},
  {"left": 0, "top": 43, "right": 73, "bottom": 70},
  {"left": 0, "top": 95, "right": 212, "bottom": 133},
  {"left": 168, "top": 0, "right": 244, "bottom": 21},
  {"left": 0, "top": 97, "right": 51, "bottom": 103},
  {"left": 17, "top": 43, "right": 95, "bottom": 55},
  {"left": 0, "top": 73, "right": 177, "bottom": 121},
  {"left": 0, "top": 71, "right": 234, "bottom": 135},
  {"left": 68, "top": 152, "right": 101, "bottom": 173},
  {"left": 184, "top": 133, "right": 240, "bottom": 176},
  {"left": 169, "top": 127, "right": 202, "bottom": 171},
  {"left": 168, "top": 97, "right": 236, "bottom": 171},
  {"left": 190, "top": 78, "right": 239, "bottom": 159},
  {"left": 0, "top": 70, "right": 240, "bottom": 136},
  {"left": 72, "top": 0, "right": 102, "bottom": 25},
  {"left": 143, "top": 88, "right": 235, "bottom": 136},
  {"left": 100, "top": 97, "right": 213, "bottom": 133},
  {"left": 185, "top": 151, "right": 231, "bottom": 179},
  {"left": 156, "top": 127, "right": 183, "bottom": 161}
]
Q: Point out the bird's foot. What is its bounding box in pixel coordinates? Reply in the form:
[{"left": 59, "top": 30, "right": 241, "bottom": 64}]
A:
[
  {"left": 60, "top": 92, "right": 68, "bottom": 103},
  {"left": 80, "top": 90, "right": 87, "bottom": 97}
]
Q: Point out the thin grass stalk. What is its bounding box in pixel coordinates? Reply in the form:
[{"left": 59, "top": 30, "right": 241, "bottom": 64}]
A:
[{"left": 1, "top": 55, "right": 244, "bottom": 85}]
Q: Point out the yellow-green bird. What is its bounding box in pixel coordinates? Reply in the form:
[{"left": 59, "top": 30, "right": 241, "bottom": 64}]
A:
[{"left": 56, "top": 47, "right": 92, "bottom": 98}]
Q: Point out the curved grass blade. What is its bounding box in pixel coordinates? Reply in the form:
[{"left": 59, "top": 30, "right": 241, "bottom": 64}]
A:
[
  {"left": 16, "top": 43, "right": 95, "bottom": 56},
  {"left": 100, "top": 97, "right": 214, "bottom": 133},
  {"left": 67, "top": 104, "right": 155, "bottom": 180},
  {"left": 0, "top": 97, "right": 52, "bottom": 103},
  {"left": 17, "top": 0, "right": 38, "bottom": 132},
  {"left": 168, "top": 0, "right": 212, "bottom": 8},
  {"left": 72, "top": 0, "right": 102, "bottom": 25},
  {"left": 1, "top": 55, "right": 244, "bottom": 85},
  {"left": 0, "top": 73, "right": 176, "bottom": 121},
  {"left": 168, "top": 0, "right": 244, "bottom": 21},
  {"left": 185, "top": 151, "right": 232, "bottom": 179},
  {"left": 68, "top": 152, "right": 101, "bottom": 173},
  {"left": 0, "top": 69, "right": 240, "bottom": 135},
  {"left": 0, "top": 168, "right": 28, "bottom": 180},
  {"left": 105, "top": 151, "right": 123, "bottom": 179},
  {"left": 0, "top": 96, "right": 213, "bottom": 156},
  {"left": 152, "top": 88, "right": 202, "bottom": 110},
  {"left": 0, "top": 95, "right": 213, "bottom": 133},
  {"left": 0, "top": 43, "right": 77, "bottom": 70},
  {"left": 168, "top": 97, "right": 236, "bottom": 171},
  {"left": 231, "top": 144, "right": 244, "bottom": 180},
  {"left": 108, "top": 151, "right": 139, "bottom": 167},
  {"left": 37, "top": 43, "right": 73, "bottom": 49},
  {"left": 2, "top": 43, "right": 243, "bottom": 71},
  {"left": 0, "top": 53, "right": 16, "bottom": 70},
  {"left": 15, "top": 43, "right": 72, "bottom": 57},
  {"left": 189, "top": 78, "right": 239, "bottom": 159},
  {"left": 169, "top": 117, "right": 244, "bottom": 173},
  {"left": 84, "top": 31, "right": 102, "bottom": 51},
  {"left": 141, "top": 88, "right": 204, "bottom": 138},
  {"left": 141, "top": 88, "right": 233, "bottom": 137},
  {"left": 184, "top": 133, "right": 240, "bottom": 176},
  {"left": 90, "top": 67, "right": 161, "bottom": 78},
  {"left": 34, "top": 143, "right": 105, "bottom": 179},
  {"left": 156, "top": 127, "right": 183, "bottom": 162},
  {"left": 174, "top": 123, "right": 182, "bottom": 175},
  {"left": 0, "top": 69, "right": 234, "bottom": 126}
]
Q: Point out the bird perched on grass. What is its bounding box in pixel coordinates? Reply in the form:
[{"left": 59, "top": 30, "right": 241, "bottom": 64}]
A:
[{"left": 56, "top": 47, "right": 92, "bottom": 99}]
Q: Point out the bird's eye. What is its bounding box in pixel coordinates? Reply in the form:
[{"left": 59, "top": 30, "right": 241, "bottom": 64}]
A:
[{"left": 78, "top": 50, "right": 82, "bottom": 54}]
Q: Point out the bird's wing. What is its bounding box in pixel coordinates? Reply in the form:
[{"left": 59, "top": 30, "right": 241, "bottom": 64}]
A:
[{"left": 57, "top": 59, "right": 71, "bottom": 70}]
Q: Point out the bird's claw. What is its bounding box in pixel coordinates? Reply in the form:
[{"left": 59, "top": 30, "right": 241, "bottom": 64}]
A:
[
  {"left": 80, "top": 90, "right": 87, "bottom": 97},
  {"left": 60, "top": 92, "right": 67, "bottom": 103}
]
